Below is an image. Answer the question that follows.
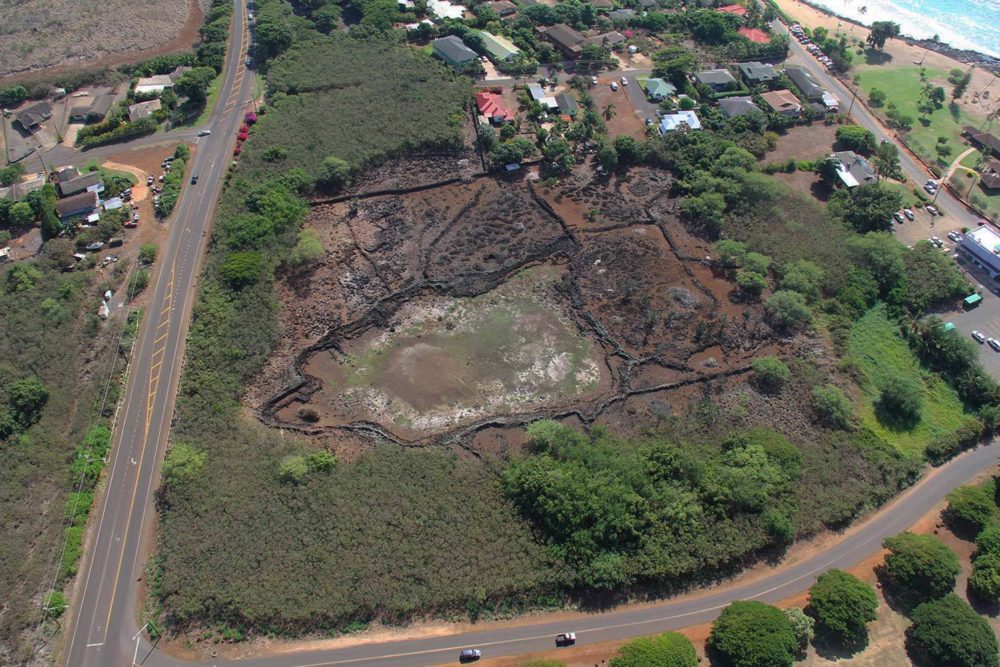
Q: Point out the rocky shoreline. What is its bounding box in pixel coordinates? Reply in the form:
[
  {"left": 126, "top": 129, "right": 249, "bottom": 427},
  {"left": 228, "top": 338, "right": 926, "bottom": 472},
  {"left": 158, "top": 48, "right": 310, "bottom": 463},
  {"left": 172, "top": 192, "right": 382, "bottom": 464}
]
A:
[{"left": 792, "top": 0, "right": 1000, "bottom": 75}]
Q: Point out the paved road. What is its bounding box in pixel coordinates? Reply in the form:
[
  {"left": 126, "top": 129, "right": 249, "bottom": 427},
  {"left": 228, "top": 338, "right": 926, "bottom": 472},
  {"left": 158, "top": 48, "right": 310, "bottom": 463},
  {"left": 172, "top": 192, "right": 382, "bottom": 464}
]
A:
[{"left": 59, "top": 2, "right": 255, "bottom": 666}]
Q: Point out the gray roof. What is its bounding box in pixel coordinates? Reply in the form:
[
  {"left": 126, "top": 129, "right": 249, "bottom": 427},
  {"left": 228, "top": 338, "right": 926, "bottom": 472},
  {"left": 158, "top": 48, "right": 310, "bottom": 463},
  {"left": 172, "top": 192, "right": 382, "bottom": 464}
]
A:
[
  {"left": 431, "top": 35, "right": 478, "bottom": 64},
  {"left": 0, "top": 175, "right": 45, "bottom": 202},
  {"left": 586, "top": 31, "right": 626, "bottom": 46},
  {"left": 541, "top": 23, "right": 585, "bottom": 53},
  {"left": 55, "top": 191, "right": 99, "bottom": 218},
  {"left": 56, "top": 167, "right": 81, "bottom": 184},
  {"left": 738, "top": 61, "right": 778, "bottom": 82},
  {"left": 14, "top": 102, "right": 52, "bottom": 129},
  {"left": 833, "top": 150, "right": 877, "bottom": 188},
  {"left": 608, "top": 8, "right": 635, "bottom": 20},
  {"left": 695, "top": 69, "right": 736, "bottom": 86},
  {"left": 719, "top": 95, "right": 761, "bottom": 117},
  {"left": 59, "top": 172, "right": 103, "bottom": 197},
  {"left": 784, "top": 65, "right": 823, "bottom": 100},
  {"left": 555, "top": 92, "right": 578, "bottom": 114}
]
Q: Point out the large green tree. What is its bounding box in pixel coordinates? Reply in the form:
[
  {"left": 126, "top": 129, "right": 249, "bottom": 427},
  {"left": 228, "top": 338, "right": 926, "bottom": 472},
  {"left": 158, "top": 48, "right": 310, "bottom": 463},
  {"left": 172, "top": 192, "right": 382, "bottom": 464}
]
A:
[
  {"left": 709, "top": 600, "right": 798, "bottom": 667},
  {"left": 881, "top": 532, "right": 960, "bottom": 601},
  {"left": 832, "top": 185, "right": 902, "bottom": 234},
  {"left": 806, "top": 569, "right": 878, "bottom": 643},
  {"left": 907, "top": 594, "right": 999, "bottom": 667},
  {"left": 866, "top": 21, "right": 901, "bottom": 50}
]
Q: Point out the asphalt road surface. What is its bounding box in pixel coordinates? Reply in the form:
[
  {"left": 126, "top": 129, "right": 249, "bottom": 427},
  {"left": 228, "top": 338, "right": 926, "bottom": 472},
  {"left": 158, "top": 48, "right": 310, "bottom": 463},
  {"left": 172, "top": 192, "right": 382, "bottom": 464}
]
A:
[
  {"left": 60, "top": 12, "right": 1000, "bottom": 667},
  {"left": 59, "top": 2, "right": 255, "bottom": 665}
]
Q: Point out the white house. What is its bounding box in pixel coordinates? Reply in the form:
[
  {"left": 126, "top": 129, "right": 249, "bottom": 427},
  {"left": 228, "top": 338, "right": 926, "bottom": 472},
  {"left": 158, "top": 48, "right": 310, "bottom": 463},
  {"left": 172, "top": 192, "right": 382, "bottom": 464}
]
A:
[{"left": 659, "top": 110, "right": 701, "bottom": 134}]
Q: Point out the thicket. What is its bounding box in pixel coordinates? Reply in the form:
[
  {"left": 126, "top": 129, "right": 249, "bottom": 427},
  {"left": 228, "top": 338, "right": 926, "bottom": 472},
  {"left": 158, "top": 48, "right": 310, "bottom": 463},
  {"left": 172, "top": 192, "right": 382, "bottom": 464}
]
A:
[
  {"left": 155, "top": 146, "right": 190, "bottom": 217},
  {"left": 78, "top": 117, "right": 158, "bottom": 150}
]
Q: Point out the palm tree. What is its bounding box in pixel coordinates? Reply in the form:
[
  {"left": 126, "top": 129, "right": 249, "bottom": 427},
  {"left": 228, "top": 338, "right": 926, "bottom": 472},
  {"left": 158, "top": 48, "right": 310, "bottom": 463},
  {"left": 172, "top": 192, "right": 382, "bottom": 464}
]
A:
[
  {"left": 602, "top": 102, "right": 616, "bottom": 121},
  {"left": 874, "top": 141, "right": 900, "bottom": 183},
  {"left": 815, "top": 155, "right": 842, "bottom": 185}
]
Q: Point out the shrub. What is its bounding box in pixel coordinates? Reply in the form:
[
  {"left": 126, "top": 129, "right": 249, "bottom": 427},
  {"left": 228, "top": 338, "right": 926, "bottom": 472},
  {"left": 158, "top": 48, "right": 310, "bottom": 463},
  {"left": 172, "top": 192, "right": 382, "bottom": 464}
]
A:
[
  {"left": 969, "top": 553, "right": 1000, "bottom": 603},
  {"left": 752, "top": 357, "right": 790, "bottom": 391},
  {"left": 306, "top": 450, "right": 337, "bottom": 472},
  {"left": 835, "top": 125, "right": 878, "bottom": 154},
  {"left": 716, "top": 239, "right": 748, "bottom": 267},
  {"left": 907, "top": 594, "right": 999, "bottom": 667},
  {"left": 806, "top": 569, "right": 877, "bottom": 643},
  {"left": 925, "top": 417, "right": 984, "bottom": 464},
  {"left": 736, "top": 269, "right": 767, "bottom": 296},
  {"left": 318, "top": 156, "right": 351, "bottom": 190},
  {"left": 944, "top": 485, "right": 997, "bottom": 534},
  {"left": 976, "top": 524, "right": 1000, "bottom": 557},
  {"left": 161, "top": 443, "right": 207, "bottom": 488},
  {"left": 708, "top": 600, "right": 797, "bottom": 667},
  {"left": 810, "top": 384, "right": 854, "bottom": 429},
  {"left": 44, "top": 590, "right": 67, "bottom": 618},
  {"left": 784, "top": 607, "right": 814, "bottom": 655},
  {"left": 765, "top": 290, "right": 812, "bottom": 330},
  {"left": 779, "top": 260, "right": 823, "bottom": 301},
  {"left": 868, "top": 88, "right": 887, "bottom": 107},
  {"left": 610, "top": 631, "right": 698, "bottom": 667},
  {"left": 8, "top": 377, "right": 48, "bottom": 427},
  {"left": 278, "top": 455, "right": 309, "bottom": 483},
  {"left": 288, "top": 229, "right": 325, "bottom": 269},
  {"left": 219, "top": 251, "right": 264, "bottom": 289},
  {"left": 881, "top": 532, "right": 960, "bottom": 601},
  {"left": 138, "top": 243, "right": 158, "bottom": 265},
  {"left": 877, "top": 372, "right": 923, "bottom": 424}
]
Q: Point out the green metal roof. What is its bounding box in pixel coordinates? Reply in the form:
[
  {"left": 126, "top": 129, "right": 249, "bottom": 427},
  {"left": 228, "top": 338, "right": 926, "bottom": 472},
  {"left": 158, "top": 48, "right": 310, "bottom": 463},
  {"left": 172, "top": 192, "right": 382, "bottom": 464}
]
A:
[{"left": 479, "top": 31, "right": 520, "bottom": 61}]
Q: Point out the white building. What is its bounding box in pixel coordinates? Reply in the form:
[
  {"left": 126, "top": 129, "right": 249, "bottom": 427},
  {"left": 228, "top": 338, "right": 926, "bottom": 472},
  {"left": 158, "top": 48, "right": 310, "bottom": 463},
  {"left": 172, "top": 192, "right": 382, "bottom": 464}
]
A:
[
  {"left": 134, "top": 75, "right": 174, "bottom": 95},
  {"left": 658, "top": 110, "right": 701, "bottom": 134},
  {"left": 427, "top": 0, "right": 466, "bottom": 20},
  {"left": 960, "top": 226, "right": 1000, "bottom": 279}
]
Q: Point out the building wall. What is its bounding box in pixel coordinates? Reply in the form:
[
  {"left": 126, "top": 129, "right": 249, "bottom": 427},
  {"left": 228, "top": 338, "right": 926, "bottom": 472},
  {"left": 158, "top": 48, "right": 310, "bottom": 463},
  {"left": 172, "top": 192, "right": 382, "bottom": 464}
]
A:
[{"left": 960, "top": 238, "right": 1000, "bottom": 279}]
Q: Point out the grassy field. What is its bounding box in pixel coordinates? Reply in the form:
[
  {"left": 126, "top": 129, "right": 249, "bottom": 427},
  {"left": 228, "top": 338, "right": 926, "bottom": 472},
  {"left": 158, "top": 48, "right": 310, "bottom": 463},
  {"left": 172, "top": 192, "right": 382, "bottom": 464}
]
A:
[
  {"left": 847, "top": 305, "right": 967, "bottom": 458},
  {"left": 854, "top": 65, "right": 974, "bottom": 170}
]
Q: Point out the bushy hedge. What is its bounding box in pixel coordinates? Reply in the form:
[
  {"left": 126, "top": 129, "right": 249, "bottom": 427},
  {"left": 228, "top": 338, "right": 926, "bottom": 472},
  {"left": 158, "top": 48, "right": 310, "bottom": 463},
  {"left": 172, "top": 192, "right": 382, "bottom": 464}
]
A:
[{"left": 79, "top": 117, "right": 158, "bottom": 150}]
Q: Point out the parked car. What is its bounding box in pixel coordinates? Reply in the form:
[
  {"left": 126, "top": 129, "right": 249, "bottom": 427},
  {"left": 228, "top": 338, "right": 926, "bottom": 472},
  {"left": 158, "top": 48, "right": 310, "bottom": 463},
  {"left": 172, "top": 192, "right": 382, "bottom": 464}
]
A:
[
  {"left": 989, "top": 338, "right": 1000, "bottom": 352},
  {"left": 459, "top": 649, "right": 482, "bottom": 663},
  {"left": 591, "top": 76, "right": 598, "bottom": 86},
  {"left": 555, "top": 632, "right": 577, "bottom": 647},
  {"left": 973, "top": 330, "right": 986, "bottom": 344},
  {"left": 620, "top": 76, "right": 628, "bottom": 85},
  {"left": 85, "top": 241, "right": 104, "bottom": 252},
  {"left": 893, "top": 211, "right": 904, "bottom": 223},
  {"left": 146, "top": 175, "right": 154, "bottom": 185},
  {"left": 926, "top": 205, "right": 939, "bottom": 216},
  {"left": 610, "top": 82, "right": 619, "bottom": 91},
  {"left": 948, "top": 231, "right": 963, "bottom": 242},
  {"left": 198, "top": 129, "right": 212, "bottom": 136},
  {"left": 645, "top": 117, "right": 654, "bottom": 126},
  {"left": 903, "top": 208, "right": 915, "bottom": 220}
]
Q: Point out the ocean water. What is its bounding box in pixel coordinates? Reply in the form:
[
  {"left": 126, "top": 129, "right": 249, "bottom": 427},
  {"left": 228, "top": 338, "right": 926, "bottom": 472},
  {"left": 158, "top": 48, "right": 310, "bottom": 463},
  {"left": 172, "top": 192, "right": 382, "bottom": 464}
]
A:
[{"left": 806, "top": 0, "right": 1000, "bottom": 58}]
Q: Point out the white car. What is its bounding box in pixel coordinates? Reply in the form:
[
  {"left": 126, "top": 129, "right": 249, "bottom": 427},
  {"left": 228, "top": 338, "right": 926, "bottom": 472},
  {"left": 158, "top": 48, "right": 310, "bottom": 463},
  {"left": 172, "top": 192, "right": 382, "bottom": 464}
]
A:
[
  {"left": 198, "top": 129, "right": 212, "bottom": 136},
  {"left": 610, "top": 82, "right": 619, "bottom": 91},
  {"left": 973, "top": 330, "right": 986, "bottom": 344},
  {"left": 620, "top": 76, "right": 628, "bottom": 86},
  {"left": 903, "top": 208, "right": 915, "bottom": 220},
  {"left": 990, "top": 338, "right": 1000, "bottom": 352}
]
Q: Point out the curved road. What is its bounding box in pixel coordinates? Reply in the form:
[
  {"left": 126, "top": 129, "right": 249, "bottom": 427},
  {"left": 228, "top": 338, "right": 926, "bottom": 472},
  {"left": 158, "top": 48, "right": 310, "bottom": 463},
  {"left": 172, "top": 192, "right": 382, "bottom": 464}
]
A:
[
  {"left": 60, "top": 1, "right": 256, "bottom": 665},
  {"left": 61, "top": 8, "right": 1000, "bottom": 667}
]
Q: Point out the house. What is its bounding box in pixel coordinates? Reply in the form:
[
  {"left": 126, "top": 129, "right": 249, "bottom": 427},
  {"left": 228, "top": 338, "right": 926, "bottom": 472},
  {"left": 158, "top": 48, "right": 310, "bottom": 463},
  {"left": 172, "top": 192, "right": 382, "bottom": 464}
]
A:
[
  {"left": 831, "top": 151, "right": 876, "bottom": 189},
  {"left": 127, "top": 99, "right": 162, "bottom": 122},
  {"left": 644, "top": 77, "right": 676, "bottom": 101},
  {"left": 431, "top": 36, "right": 479, "bottom": 69},
  {"left": 719, "top": 95, "right": 761, "bottom": 117},
  {"left": 427, "top": 0, "right": 466, "bottom": 19},
  {"left": 14, "top": 102, "right": 52, "bottom": 131},
  {"left": 981, "top": 158, "right": 1000, "bottom": 190},
  {"left": 103, "top": 197, "right": 124, "bottom": 211},
  {"left": 134, "top": 74, "right": 174, "bottom": 95},
  {"left": 608, "top": 9, "right": 635, "bottom": 20},
  {"left": 659, "top": 110, "right": 701, "bottom": 134},
  {"left": 69, "top": 93, "right": 115, "bottom": 123},
  {"left": 59, "top": 172, "right": 105, "bottom": 197},
  {"left": 55, "top": 191, "right": 99, "bottom": 219},
  {"left": 474, "top": 91, "right": 515, "bottom": 123},
  {"left": 486, "top": 0, "right": 518, "bottom": 15},
  {"left": 760, "top": 89, "right": 802, "bottom": 117},
  {"left": 738, "top": 27, "right": 770, "bottom": 44},
  {"left": 527, "top": 83, "right": 559, "bottom": 110},
  {"left": 964, "top": 126, "right": 1000, "bottom": 158},
  {"left": 555, "top": 92, "right": 579, "bottom": 117},
  {"left": 784, "top": 65, "right": 823, "bottom": 101},
  {"left": 168, "top": 65, "right": 191, "bottom": 83},
  {"left": 480, "top": 31, "right": 520, "bottom": 62},
  {"left": 55, "top": 167, "right": 81, "bottom": 185},
  {"left": 821, "top": 92, "right": 839, "bottom": 111},
  {"left": 694, "top": 68, "right": 737, "bottom": 92},
  {"left": 539, "top": 23, "right": 586, "bottom": 58},
  {"left": 0, "top": 174, "right": 45, "bottom": 202},
  {"left": 717, "top": 3, "right": 747, "bottom": 17},
  {"left": 586, "top": 31, "right": 626, "bottom": 48},
  {"left": 738, "top": 61, "right": 777, "bottom": 85}
]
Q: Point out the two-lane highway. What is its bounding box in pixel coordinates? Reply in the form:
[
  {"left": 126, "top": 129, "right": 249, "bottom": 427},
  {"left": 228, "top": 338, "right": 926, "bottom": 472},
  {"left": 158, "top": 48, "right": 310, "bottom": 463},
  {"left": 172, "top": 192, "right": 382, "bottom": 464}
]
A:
[{"left": 60, "top": 1, "right": 255, "bottom": 665}]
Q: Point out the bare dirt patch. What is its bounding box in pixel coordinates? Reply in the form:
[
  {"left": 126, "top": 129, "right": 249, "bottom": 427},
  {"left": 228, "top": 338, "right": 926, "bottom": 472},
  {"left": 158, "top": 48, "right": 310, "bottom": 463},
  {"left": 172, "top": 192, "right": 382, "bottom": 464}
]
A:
[{"left": 0, "top": 0, "right": 204, "bottom": 81}]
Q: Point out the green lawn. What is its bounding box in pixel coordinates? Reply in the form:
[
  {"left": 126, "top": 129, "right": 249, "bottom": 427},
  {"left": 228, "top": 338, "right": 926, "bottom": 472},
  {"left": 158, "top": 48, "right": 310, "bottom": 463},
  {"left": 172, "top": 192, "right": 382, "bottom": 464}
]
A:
[
  {"left": 855, "top": 65, "right": 975, "bottom": 170},
  {"left": 83, "top": 160, "right": 138, "bottom": 185},
  {"left": 189, "top": 74, "right": 223, "bottom": 128},
  {"left": 847, "top": 305, "right": 967, "bottom": 458}
]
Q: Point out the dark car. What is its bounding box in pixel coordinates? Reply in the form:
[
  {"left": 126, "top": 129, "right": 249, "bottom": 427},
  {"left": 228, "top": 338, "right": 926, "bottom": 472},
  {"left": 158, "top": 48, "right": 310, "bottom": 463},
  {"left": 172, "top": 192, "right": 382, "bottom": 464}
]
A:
[
  {"left": 191, "top": 174, "right": 199, "bottom": 185},
  {"left": 459, "top": 648, "right": 482, "bottom": 662},
  {"left": 555, "top": 632, "right": 577, "bottom": 647}
]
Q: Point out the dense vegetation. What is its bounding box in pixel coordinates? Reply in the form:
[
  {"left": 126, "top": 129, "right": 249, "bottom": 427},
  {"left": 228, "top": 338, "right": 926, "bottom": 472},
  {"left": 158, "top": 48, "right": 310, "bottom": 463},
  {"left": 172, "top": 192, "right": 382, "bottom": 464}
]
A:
[
  {"left": 805, "top": 569, "right": 877, "bottom": 645},
  {"left": 881, "top": 531, "right": 961, "bottom": 603},
  {"left": 908, "top": 594, "right": 999, "bottom": 667},
  {"left": 609, "top": 631, "right": 697, "bottom": 667},
  {"left": 708, "top": 600, "right": 797, "bottom": 667},
  {"left": 0, "top": 252, "right": 118, "bottom": 663}
]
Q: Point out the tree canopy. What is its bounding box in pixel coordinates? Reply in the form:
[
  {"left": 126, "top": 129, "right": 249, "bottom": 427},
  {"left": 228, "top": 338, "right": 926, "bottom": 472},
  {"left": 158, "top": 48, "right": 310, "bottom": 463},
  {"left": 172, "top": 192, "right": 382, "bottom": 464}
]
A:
[
  {"left": 907, "top": 594, "right": 999, "bottom": 667},
  {"left": 806, "top": 569, "right": 878, "bottom": 643},
  {"left": 881, "top": 532, "right": 960, "bottom": 601},
  {"left": 610, "top": 631, "right": 698, "bottom": 667},
  {"left": 709, "top": 600, "right": 798, "bottom": 667}
]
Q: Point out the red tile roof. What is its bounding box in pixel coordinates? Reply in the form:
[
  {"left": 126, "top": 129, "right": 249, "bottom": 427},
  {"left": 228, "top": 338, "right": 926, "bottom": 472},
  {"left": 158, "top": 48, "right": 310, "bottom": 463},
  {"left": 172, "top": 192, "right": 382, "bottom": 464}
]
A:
[
  {"left": 738, "top": 26, "right": 771, "bottom": 43},
  {"left": 475, "top": 91, "right": 515, "bottom": 121},
  {"left": 717, "top": 3, "right": 748, "bottom": 16}
]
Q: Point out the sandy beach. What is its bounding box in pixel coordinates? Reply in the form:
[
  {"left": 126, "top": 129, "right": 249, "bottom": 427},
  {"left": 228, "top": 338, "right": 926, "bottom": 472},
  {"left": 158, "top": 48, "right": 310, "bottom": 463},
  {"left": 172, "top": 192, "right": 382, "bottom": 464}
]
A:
[{"left": 772, "top": 0, "right": 999, "bottom": 124}]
